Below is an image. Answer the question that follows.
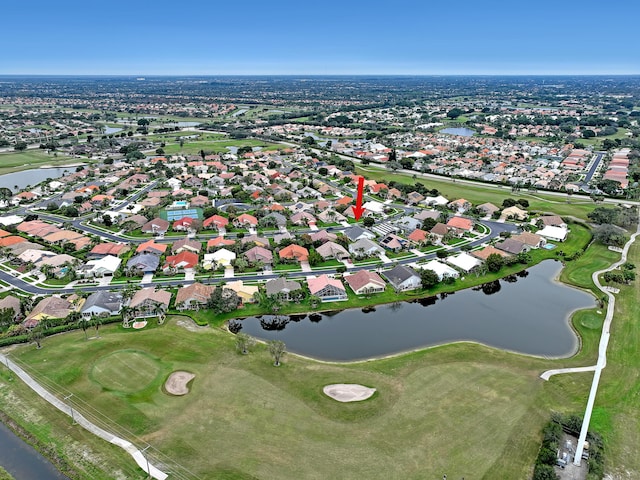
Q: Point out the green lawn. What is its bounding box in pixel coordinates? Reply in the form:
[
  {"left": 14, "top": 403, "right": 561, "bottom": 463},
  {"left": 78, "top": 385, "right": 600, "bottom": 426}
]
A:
[
  {"left": 160, "top": 139, "right": 288, "bottom": 155},
  {"left": 8, "top": 316, "right": 568, "bottom": 480},
  {"left": 356, "top": 165, "right": 599, "bottom": 221},
  {"left": 0, "top": 150, "right": 79, "bottom": 176}
]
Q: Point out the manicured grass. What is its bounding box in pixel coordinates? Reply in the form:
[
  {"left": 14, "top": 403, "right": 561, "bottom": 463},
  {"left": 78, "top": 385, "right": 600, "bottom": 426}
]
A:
[
  {"left": 160, "top": 139, "right": 288, "bottom": 155},
  {"left": 89, "top": 350, "right": 162, "bottom": 394},
  {"left": 0, "top": 150, "right": 78, "bottom": 175},
  {"left": 356, "top": 165, "right": 600, "bottom": 221},
  {"left": 10, "top": 316, "right": 568, "bottom": 480}
]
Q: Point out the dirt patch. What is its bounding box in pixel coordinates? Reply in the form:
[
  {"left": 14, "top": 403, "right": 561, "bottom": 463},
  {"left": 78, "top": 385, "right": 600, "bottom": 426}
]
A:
[
  {"left": 175, "top": 317, "right": 208, "bottom": 332},
  {"left": 323, "top": 384, "right": 376, "bottom": 402},
  {"left": 164, "top": 371, "right": 195, "bottom": 396}
]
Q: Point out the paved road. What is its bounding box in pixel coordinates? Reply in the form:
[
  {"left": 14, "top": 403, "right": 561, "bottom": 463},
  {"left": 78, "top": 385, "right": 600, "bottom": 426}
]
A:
[
  {"left": 0, "top": 218, "right": 516, "bottom": 296},
  {"left": 582, "top": 151, "right": 606, "bottom": 185},
  {"left": 540, "top": 218, "right": 640, "bottom": 466}
]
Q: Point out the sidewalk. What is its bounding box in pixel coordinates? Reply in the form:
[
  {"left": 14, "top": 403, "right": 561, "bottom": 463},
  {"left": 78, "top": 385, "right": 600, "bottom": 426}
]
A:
[{"left": 0, "top": 353, "right": 168, "bottom": 480}]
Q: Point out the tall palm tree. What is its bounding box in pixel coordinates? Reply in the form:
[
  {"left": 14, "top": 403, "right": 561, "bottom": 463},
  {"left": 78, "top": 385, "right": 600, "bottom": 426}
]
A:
[
  {"left": 120, "top": 305, "right": 132, "bottom": 328},
  {"left": 77, "top": 317, "right": 89, "bottom": 340}
]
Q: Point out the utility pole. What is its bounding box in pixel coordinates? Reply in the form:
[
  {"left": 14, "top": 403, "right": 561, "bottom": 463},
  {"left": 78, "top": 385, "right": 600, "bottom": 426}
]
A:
[
  {"left": 141, "top": 445, "right": 152, "bottom": 479},
  {"left": 63, "top": 394, "right": 76, "bottom": 425}
]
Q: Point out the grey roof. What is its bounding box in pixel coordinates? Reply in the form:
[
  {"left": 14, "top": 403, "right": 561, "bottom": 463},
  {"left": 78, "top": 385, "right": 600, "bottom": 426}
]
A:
[
  {"left": 349, "top": 238, "right": 383, "bottom": 254},
  {"left": 383, "top": 265, "right": 420, "bottom": 286},
  {"left": 265, "top": 277, "right": 302, "bottom": 296},
  {"left": 343, "top": 225, "right": 374, "bottom": 242},
  {"left": 127, "top": 253, "right": 160, "bottom": 271},
  {"left": 263, "top": 212, "right": 287, "bottom": 226},
  {"left": 81, "top": 291, "right": 123, "bottom": 314}
]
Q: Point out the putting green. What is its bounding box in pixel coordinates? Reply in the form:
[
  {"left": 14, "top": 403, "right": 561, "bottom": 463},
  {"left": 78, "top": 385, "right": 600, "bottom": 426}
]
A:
[{"left": 90, "top": 350, "right": 162, "bottom": 394}]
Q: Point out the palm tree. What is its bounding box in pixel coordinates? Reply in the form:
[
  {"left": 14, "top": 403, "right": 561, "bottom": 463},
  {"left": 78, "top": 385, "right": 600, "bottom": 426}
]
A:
[
  {"left": 152, "top": 303, "right": 166, "bottom": 325},
  {"left": 77, "top": 317, "right": 89, "bottom": 340},
  {"left": 120, "top": 305, "right": 132, "bottom": 328},
  {"left": 90, "top": 315, "right": 104, "bottom": 338}
]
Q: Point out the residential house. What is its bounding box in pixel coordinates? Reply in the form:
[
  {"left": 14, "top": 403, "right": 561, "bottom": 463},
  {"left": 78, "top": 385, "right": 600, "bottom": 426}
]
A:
[
  {"left": 88, "top": 242, "right": 129, "bottom": 259},
  {"left": 163, "top": 251, "right": 199, "bottom": 272},
  {"left": 512, "top": 232, "right": 546, "bottom": 249},
  {"left": 344, "top": 269, "right": 386, "bottom": 295},
  {"left": 477, "top": 202, "right": 499, "bottom": 217},
  {"left": 348, "top": 238, "right": 385, "bottom": 258},
  {"left": 175, "top": 283, "right": 215, "bottom": 310},
  {"left": 240, "top": 235, "right": 270, "bottom": 248},
  {"left": 207, "top": 237, "right": 235, "bottom": 250},
  {"left": 173, "top": 217, "right": 195, "bottom": 232},
  {"left": 317, "top": 209, "right": 347, "bottom": 224},
  {"left": 501, "top": 206, "right": 528, "bottom": 221},
  {"left": 234, "top": 213, "right": 258, "bottom": 228},
  {"left": 316, "top": 241, "right": 350, "bottom": 261},
  {"left": 343, "top": 225, "right": 376, "bottom": 242},
  {"left": 141, "top": 218, "right": 170, "bottom": 235},
  {"left": 537, "top": 225, "right": 568, "bottom": 242},
  {"left": 204, "top": 248, "right": 236, "bottom": 269},
  {"left": 539, "top": 215, "right": 566, "bottom": 228},
  {"left": 310, "top": 230, "right": 337, "bottom": 244},
  {"left": 76, "top": 255, "right": 122, "bottom": 278},
  {"left": 126, "top": 253, "right": 160, "bottom": 274},
  {"left": 265, "top": 277, "right": 302, "bottom": 301},
  {"left": 448, "top": 198, "right": 472, "bottom": 213},
  {"left": 203, "top": 214, "right": 229, "bottom": 231},
  {"left": 171, "top": 238, "right": 203, "bottom": 254},
  {"left": 408, "top": 228, "right": 429, "bottom": 245},
  {"left": 379, "top": 233, "right": 407, "bottom": 252},
  {"left": 406, "top": 191, "right": 425, "bottom": 205},
  {"left": 278, "top": 244, "right": 309, "bottom": 262},
  {"left": 429, "top": 223, "right": 449, "bottom": 243},
  {"left": 394, "top": 216, "right": 422, "bottom": 233},
  {"left": 447, "top": 252, "right": 481, "bottom": 272},
  {"left": 495, "top": 238, "right": 529, "bottom": 255},
  {"left": 420, "top": 260, "right": 459, "bottom": 281},
  {"left": 307, "top": 274, "right": 348, "bottom": 302},
  {"left": 24, "top": 296, "right": 74, "bottom": 328},
  {"left": 471, "top": 245, "right": 511, "bottom": 261},
  {"left": 0, "top": 295, "right": 22, "bottom": 321},
  {"left": 225, "top": 281, "right": 258, "bottom": 304},
  {"left": 80, "top": 291, "right": 123, "bottom": 318},
  {"left": 382, "top": 265, "right": 421, "bottom": 291},
  {"left": 446, "top": 217, "right": 474, "bottom": 235},
  {"left": 290, "top": 211, "right": 317, "bottom": 226},
  {"left": 129, "top": 288, "right": 172, "bottom": 318},
  {"left": 136, "top": 240, "right": 168, "bottom": 256},
  {"left": 244, "top": 246, "right": 273, "bottom": 265}
]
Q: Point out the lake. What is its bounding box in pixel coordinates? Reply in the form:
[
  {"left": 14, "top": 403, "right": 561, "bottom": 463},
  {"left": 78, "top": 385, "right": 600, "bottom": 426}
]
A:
[
  {"left": 441, "top": 127, "right": 476, "bottom": 137},
  {"left": 237, "top": 261, "right": 594, "bottom": 361},
  {"left": 165, "top": 121, "right": 201, "bottom": 127},
  {"left": 0, "top": 421, "right": 69, "bottom": 479},
  {"left": 103, "top": 126, "right": 122, "bottom": 134},
  {"left": 0, "top": 167, "right": 74, "bottom": 192}
]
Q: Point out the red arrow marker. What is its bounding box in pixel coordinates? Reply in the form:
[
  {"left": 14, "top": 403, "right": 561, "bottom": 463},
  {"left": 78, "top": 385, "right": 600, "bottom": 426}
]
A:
[{"left": 353, "top": 176, "right": 365, "bottom": 221}]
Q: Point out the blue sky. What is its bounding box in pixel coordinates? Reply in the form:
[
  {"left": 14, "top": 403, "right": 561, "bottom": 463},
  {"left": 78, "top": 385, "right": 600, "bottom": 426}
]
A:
[{"left": 1, "top": 0, "right": 638, "bottom": 75}]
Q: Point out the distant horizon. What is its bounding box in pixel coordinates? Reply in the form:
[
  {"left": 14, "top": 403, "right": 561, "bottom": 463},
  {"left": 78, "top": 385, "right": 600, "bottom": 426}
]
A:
[
  {"left": 1, "top": 73, "right": 639, "bottom": 77},
  {"left": 2, "top": 1, "right": 638, "bottom": 76}
]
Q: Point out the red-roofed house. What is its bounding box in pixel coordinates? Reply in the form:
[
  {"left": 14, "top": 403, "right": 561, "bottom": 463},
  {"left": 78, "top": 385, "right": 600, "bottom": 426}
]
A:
[
  {"left": 307, "top": 274, "right": 348, "bottom": 302},
  {"left": 163, "top": 251, "right": 198, "bottom": 272},
  {"left": 278, "top": 244, "right": 309, "bottom": 263},
  {"left": 446, "top": 217, "right": 474, "bottom": 234}
]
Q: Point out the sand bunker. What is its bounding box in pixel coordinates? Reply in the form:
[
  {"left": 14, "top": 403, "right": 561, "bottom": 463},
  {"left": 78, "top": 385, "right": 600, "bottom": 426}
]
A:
[
  {"left": 164, "top": 371, "right": 195, "bottom": 396},
  {"left": 323, "top": 384, "right": 376, "bottom": 403}
]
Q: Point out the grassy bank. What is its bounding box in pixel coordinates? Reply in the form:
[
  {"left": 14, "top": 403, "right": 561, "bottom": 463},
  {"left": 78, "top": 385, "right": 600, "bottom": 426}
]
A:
[
  {"left": 3, "top": 232, "right": 637, "bottom": 479},
  {"left": 0, "top": 151, "right": 80, "bottom": 176},
  {"left": 357, "top": 165, "right": 600, "bottom": 220}
]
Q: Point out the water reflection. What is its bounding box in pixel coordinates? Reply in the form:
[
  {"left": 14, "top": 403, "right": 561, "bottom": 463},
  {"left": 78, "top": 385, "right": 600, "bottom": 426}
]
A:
[{"left": 236, "top": 261, "right": 595, "bottom": 361}]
